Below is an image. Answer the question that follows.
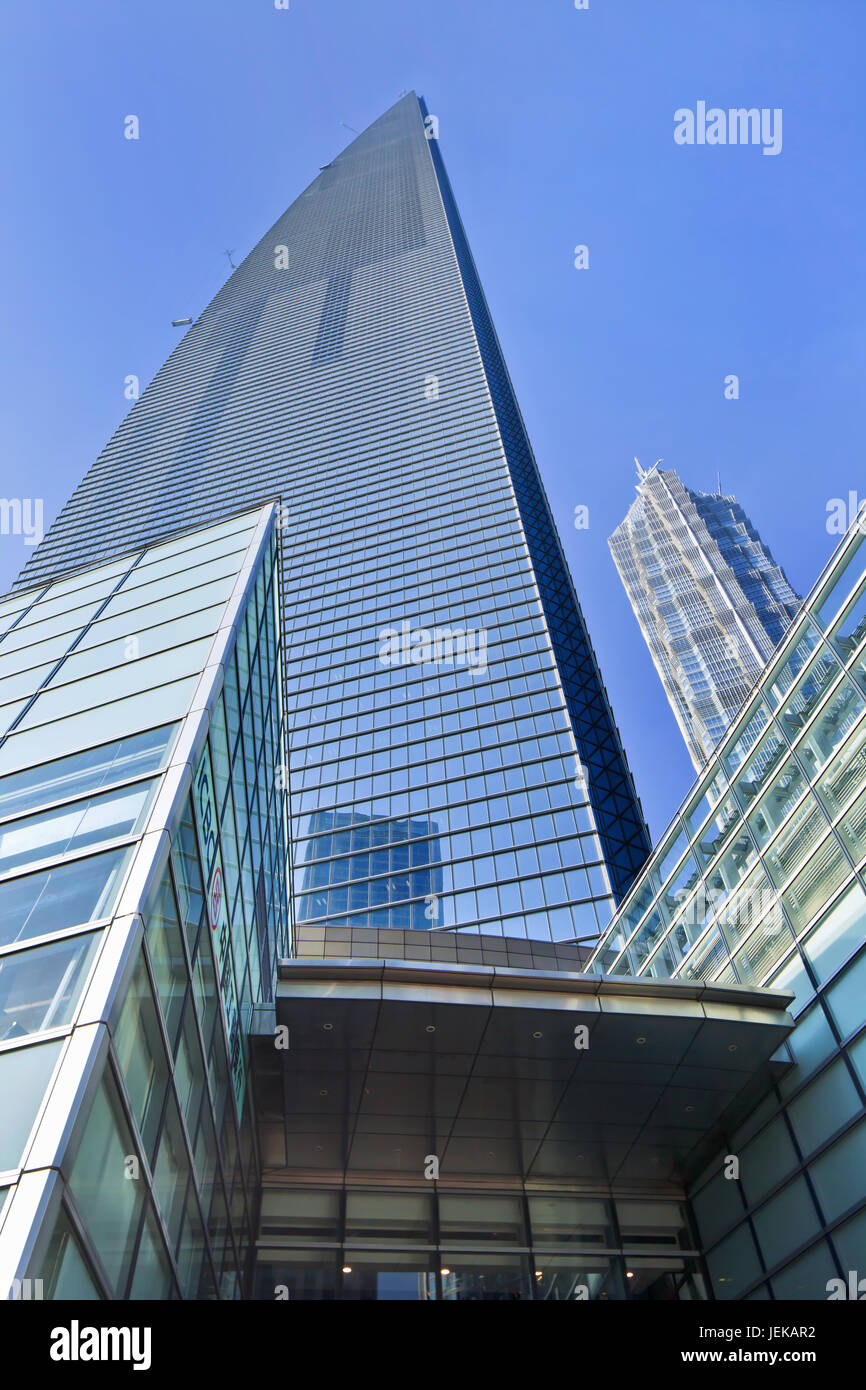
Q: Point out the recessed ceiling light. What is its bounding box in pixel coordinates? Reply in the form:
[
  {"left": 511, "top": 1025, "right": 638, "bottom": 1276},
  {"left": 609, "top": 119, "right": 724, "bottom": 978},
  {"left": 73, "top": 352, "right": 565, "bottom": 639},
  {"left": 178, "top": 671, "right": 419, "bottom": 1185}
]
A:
[
  {"left": 426, "top": 1024, "right": 436, "bottom": 1033},
  {"left": 728, "top": 1043, "right": 738, "bottom": 1052},
  {"left": 440, "top": 1268, "right": 451, "bottom": 1276},
  {"left": 636, "top": 1036, "right": 647, "bottom": 1045},
  {"left": 626, "top": 1272, "right": 634, "bottom": 1279},
  {"left": 319, "top": 1089, "right": 328, "bottom": 1096},
  {"left": 342, "top": 1266, "right": 352, "bottom": 1274},
  {"left": 323, "top": 1023, "right": 334, "bottom": 1031},
  {"left": 532, "top": 1031, "right": 543, "bottom": 1039},
  {"left": 535, "top": 1271, "right": 543, "bottom": 1279},
  {"left": 685, "top": 1104, "right": 695, "bottom": 1112}
]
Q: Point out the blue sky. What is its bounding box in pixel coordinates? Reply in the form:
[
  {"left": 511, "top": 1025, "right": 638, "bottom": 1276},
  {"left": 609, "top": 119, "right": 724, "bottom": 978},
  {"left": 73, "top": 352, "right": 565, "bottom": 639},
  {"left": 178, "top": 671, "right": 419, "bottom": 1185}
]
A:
[{"left": 1, "top": 0, "right": 864, "bottom": 840}]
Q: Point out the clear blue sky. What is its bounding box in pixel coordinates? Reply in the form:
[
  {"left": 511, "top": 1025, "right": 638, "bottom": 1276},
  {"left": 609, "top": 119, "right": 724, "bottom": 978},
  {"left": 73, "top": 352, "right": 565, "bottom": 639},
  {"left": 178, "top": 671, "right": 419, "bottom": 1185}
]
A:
[{"left": 1, "top": 0, "right": 864, "bottom": 840}]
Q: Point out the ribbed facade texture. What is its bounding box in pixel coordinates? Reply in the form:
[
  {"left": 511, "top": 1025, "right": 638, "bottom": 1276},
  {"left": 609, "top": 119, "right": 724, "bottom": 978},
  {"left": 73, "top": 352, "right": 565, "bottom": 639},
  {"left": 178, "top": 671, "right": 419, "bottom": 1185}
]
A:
[
  {"left": 15, "top": 93, "right": 649, "bottom": 943},
  {"left": 591, "top": 517, "right": 866, "bottom": 1297},
  {"left": 610, "top": 464, "right": 800, "bottom": 770}
]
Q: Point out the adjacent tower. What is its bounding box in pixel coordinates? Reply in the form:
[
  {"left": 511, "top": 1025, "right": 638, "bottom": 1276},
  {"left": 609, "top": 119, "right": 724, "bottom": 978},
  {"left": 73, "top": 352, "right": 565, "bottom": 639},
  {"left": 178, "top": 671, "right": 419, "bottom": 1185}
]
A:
[{"left": 609, "top": 462, "right": 800, "bottom": 770}]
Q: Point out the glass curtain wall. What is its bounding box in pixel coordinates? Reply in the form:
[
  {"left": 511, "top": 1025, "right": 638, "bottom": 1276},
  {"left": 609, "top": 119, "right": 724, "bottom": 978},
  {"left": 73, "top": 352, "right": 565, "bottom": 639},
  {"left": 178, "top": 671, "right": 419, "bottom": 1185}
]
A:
[
  {"left": 591, "top": 519, "right": 866, "bottom": 1298},
  {"left": 0, "top": 505, "right": 289, "bottom": 1299}
]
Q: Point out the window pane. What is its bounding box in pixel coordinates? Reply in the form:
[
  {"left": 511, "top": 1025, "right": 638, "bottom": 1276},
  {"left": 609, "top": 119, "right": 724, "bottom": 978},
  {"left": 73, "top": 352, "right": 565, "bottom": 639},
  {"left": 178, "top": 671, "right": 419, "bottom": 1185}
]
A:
[
  {"left": 528, "top": 1195, "right": 613, "bottom": 1246},
  {"left": 781, "top": 837, "right": 851, "bottom": 933},
  {"left": 690, "top": 1172, "right": 745, "bottom": 1250},
  {"left": 145, "top": 873, "right": 187, "bottom": 1047},
  {"left": 138, "top": 511, "right": 258, "bottom": 565},
  {"left": 0, "top": 931, "right": 101, "bottom": 1040},
  {"left": 129, "top": 1199, "right": 175, "bottom": 1299},
  {"left": 739, "top": 1117, "right": 799, "bottom": 1206},
  {"left": 705, "top": 1223, "right": 762, "bottom": 1300},
  {"left": 0, "top": 725, "right": 175, "bottom": 821},
  {"left": 0, "top": 781, "right": 156, "bottom": 875},
  {"left": 0, "top": 681, "right": 195, "bottom": 777},
  {"left": 616, "top": 1200, "right": 691, "bottom": 1249},
  {"left": 771, "top": 1240, "right": 837, "bottom": 1300},
  {"left": 747, "top": 757, "right": 808, "bottom": 852},
  {"left": 152, "top": 1088, "right": 190, "bottom": 1255},
  {"left": 788, "top": 1059, "right": 860, "bottom": 1157},
  {"left": 752, "top": 1177, "right": 821, "bottom": 1269},
  {"left": 341, "top": 1250, "right": 436, "bottom": 1301},
  {"left": 19, "top": 638, "right": 212, "bottom": 730},
  {"left": 777, "top": 1002, "right": 837, "bottom": 1098},
  {"left": 801, "top": 882, "right": 866, "bottom": 984},
  {"left": 813, "top": 535, "right": 865, "bottom": 630},
  {"left": 0, "top": 1038, "right": 64, "bottom": 1167},
  {"left": 533, "top": 1254, "right": 620, "bottom": 1300},
  {"left": 831, "top": 1207, "right": 866, "bottom": 1275},
  {"left": 438, "top": 1251, "right": 532, "bottom": 1300},
  {"left": 808, "top": 1121, "right": 866, "bottom": 1224},
  {"left": 67, "top": 1071, "right": 145, "bottom": 1296},
  {"left": 114, "top": 952, "right": 170, "bottom": 1163},
  {"left": 825, "top": 947, "right": 866, "bottom": 1037},
  {"left": 829, "top": 585, "right": 866, "bottom": 662},
  {"left": 0, "top": 848, "right": 130, "bottom": 949},
  {"left": 765, "top": 623, "right": 822, "bottom": 710},
  {"left": 37, "top": 1205, "right": 102, "bottom": 1300},
  {"left": 795, "top": 676, "right": 865, "bottom": 777},
  {"left": 438, "top": 1193, "right": 526, "bottom": 1243},
  {"left": 344, "top": 1191, "right": 433, "bottom": 1242},
  {"left": 814, "top": 717, "right": 866, "bottom": 819},
  {"left": 258, "top": 1189, "right": 340, "bottom": 1240}
]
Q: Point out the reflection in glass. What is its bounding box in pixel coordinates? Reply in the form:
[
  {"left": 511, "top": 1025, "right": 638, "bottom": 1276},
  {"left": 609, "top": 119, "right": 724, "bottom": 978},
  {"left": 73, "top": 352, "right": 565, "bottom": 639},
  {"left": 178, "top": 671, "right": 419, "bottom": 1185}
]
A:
[
  {"left": 0, "top": 931, "right": 101, "bottom": 1041},
  {"left": 0, "top": 848, "right": 130, "bottom": 949},
  {"left": 0, "top": 725, "right": 174, "bottom": 822},
  {"left": 0, "top": 781, "right": 155, "bottom": 875}
]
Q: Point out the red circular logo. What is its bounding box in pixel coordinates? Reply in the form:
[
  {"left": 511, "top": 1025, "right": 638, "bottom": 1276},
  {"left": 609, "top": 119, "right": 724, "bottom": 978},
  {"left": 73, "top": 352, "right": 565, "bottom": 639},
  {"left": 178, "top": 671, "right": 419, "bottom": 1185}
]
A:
[{"left": 210, "top": 867, "right": 223, "bottom": 929}]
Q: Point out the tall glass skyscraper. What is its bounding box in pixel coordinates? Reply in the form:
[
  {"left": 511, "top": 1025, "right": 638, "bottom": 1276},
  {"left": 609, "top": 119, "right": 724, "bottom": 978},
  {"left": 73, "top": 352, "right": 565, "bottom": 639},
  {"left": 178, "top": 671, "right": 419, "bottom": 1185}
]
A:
[
  {"left": 610, "top": 463, "right": 800, "bottom": 770},
  {"left": 16, "top": 93, "right": 650, "bottom": 942},
  {"left": 1, "top": 94, "right": 855, "bottom": 1304}
]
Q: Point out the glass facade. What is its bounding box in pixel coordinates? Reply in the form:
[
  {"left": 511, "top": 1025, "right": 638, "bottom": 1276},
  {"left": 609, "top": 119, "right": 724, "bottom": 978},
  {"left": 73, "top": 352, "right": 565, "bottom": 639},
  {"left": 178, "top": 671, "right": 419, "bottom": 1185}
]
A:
[
  {"left": 610, "top": 464, "right": 800, "bottom": 769},
  {"left": 0, "top": 504, "right": 289, "bottom": 1299},
  {"left": 0, "top": 92, "right": 860, "bottom": 1305},
  {"left": 591, "top": 514, "right": 866, "bottom": 1297},
  {"left": 15, "top": 94, "right": 649, "bottom": 944},
  {"left": 254, "top": 1184, "right": 705, "bottom": 1301}
]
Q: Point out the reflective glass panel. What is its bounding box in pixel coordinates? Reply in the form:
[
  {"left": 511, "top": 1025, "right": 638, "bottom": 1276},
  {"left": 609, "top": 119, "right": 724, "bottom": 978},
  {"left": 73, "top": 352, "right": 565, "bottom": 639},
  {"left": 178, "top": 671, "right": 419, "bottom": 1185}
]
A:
[{"left": 0, "top": 848, "right": 130, "bottom": 949}]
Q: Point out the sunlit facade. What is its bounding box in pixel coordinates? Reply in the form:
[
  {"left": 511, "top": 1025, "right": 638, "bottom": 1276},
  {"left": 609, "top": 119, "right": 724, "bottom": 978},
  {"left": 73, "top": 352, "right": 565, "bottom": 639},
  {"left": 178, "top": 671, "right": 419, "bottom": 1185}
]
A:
[
  {"left": 610, "top": 464, "right": 800, "bottom": 769},
  {"left": 0, "top": 505, "right": 288, "bottom": 1298},
  {"left": 17, "top": 94, "right": 650, "bottom": 945},
  {"left": 592, "top": 512, "right": 866, "bottom": 1297},
  {"left": 1, "top": 95, "right": 855, "bottom": 1303}
]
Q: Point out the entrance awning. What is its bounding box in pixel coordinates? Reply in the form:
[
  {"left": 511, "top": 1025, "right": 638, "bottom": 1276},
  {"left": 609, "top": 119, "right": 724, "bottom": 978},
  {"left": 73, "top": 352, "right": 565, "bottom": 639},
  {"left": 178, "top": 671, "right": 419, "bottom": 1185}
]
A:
[{"left": 252, "top": 959, "right": 794, "bottom": 1185}]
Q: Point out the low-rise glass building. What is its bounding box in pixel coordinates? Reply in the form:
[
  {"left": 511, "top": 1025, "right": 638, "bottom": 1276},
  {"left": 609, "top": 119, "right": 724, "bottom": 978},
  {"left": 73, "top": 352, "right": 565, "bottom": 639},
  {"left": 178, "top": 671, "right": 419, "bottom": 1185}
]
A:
[
  {"left": 0, "top": 504, "right": 288, "bottom": 1300},
  {"left": 591, "top": 512, "right": 866, "bottom": 1298}
]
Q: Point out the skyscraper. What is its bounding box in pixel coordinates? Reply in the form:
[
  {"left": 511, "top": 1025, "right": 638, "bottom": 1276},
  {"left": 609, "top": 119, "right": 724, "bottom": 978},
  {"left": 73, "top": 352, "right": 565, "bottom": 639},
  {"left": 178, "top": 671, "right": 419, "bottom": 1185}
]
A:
[
  {"left": 0, "top": 95, "right": 842, "bottom": 1303},
  {"left": 17, "top": 95, "right": 650, "bottom": 940},
  {"left": 610, "top": 462, "right": 800, "bottom": 770}
]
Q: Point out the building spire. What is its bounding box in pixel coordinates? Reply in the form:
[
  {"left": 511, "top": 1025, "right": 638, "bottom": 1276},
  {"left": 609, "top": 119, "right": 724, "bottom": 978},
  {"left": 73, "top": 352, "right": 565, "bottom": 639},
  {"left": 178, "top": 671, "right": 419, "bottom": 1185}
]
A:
[{"left": 634, "top": 457, "right": 663, "bottom": 487}]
